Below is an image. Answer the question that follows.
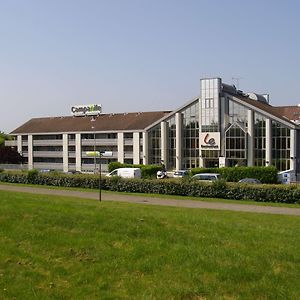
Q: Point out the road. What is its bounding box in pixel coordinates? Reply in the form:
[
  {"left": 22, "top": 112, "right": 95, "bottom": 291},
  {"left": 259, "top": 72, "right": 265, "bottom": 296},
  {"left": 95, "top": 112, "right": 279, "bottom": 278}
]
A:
[{"left": 0, "top": 184, "right": 300, "bottom": 216}]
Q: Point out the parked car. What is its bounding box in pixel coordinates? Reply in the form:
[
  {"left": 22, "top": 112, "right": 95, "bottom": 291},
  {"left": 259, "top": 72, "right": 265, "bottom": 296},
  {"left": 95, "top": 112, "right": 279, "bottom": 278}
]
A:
[
  {"left": 173, "top": 170, "right": 189, "bottom": 178},
  {"left": 191, "top": 173, "right": 220, "bottom": 182},
  {"left": 238, "top": 178, "right": 262, "bottom": 184},
  {"left": 277, "top": 170, "right": 296, "bottom": 184}
]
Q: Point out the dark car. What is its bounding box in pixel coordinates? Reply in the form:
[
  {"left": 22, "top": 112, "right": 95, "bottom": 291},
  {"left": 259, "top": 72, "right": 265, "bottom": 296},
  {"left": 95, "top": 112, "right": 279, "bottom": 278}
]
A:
[{"left": 238, "top": 178, "right": 262, "bottom": 184}]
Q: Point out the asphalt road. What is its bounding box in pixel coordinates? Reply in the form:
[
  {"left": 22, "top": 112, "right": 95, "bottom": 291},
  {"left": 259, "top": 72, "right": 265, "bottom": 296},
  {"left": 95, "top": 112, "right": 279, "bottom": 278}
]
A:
[{"left": 0, "top": 184, "right": 300, "bottom": 216}]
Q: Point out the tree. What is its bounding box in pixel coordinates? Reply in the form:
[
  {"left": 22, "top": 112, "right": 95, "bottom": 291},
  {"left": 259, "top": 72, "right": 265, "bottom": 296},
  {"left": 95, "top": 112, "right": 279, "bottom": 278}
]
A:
[
  {"left": 0, "top": 131, "right": 24, "bottom": 164},
  {"left": 0, "top": 131, "right": 12, "bottom": 148},
  {"left": 0, "top": 147, "right": 24, "bottom": 164}
]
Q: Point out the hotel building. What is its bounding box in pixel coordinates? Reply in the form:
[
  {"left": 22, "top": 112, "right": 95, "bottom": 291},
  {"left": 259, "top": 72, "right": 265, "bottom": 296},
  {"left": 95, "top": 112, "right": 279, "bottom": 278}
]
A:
[{"left": 6, "top": 78, "right": 300, "bottom": 174}]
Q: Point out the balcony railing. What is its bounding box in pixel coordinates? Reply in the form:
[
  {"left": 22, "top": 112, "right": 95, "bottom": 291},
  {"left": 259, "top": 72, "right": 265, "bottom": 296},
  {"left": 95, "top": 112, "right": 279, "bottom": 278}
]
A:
[
  {"left": 33, "top": 140, "right": 63, "bottom": 146},
  {"left": 81, "top": 139, "right": 118, "bottom": 146},
  {"left": 81, "top": 163, "right": 109, "bottom": 172},
  {"left": 33, "top": 163, "right": 63, "bottom": 170},
  {"left": 68, "top": 140, "right": 76, "bottom": 146},
  {"left": 5, "top": 140, "right": 17, "bottom": 147},
  {"left": 124, "top": 139, "right": 133, "bottom": 146},
  {"left": 33, "top": 151, "right": 63, "bottom": 158},
  {"left": 124, "top": 152, "right": 133, "bottom": 159},
  {"left": 81, "top": 152, "right": 117, "bottom": 159},
  {"left": 68, "top": 151, "right": 76, "bottom": 158},
  {"left": 68, "top": 164, "right": 76, "bottom": 171},
  {"left": 0, "top": 164, "right": 28, "bottom": 170}
]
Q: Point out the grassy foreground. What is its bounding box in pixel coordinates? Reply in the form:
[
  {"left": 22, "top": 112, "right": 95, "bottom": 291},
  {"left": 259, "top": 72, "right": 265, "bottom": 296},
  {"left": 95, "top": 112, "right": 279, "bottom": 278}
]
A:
[{"left": 0, "top": 191, "right": 299, "bottom": 299}]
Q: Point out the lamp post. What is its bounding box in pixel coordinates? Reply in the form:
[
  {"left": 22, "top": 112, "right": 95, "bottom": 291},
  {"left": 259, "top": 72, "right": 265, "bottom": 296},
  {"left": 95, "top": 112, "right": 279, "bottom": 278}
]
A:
[
  {"left": 91, "top": 125, "right": 96, "bottom": 173},
  {"left": 99, "top": 154, "right": 101, "bottom": 201},
  {"left": 90, "top": 117, "right": 97, "bottom": 173},
  {"left": 86, "top": 150, "right": 113, "bottom": 202}
]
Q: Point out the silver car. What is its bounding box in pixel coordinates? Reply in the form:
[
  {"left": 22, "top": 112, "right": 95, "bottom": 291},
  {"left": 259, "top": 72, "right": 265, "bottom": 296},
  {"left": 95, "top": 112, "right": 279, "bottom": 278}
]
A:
[
  {"left": 192, "top": 173, "right": 220, "bottom": 182},
  {"left": 173, "top": 170, "right": 189, "bottom": 178}
]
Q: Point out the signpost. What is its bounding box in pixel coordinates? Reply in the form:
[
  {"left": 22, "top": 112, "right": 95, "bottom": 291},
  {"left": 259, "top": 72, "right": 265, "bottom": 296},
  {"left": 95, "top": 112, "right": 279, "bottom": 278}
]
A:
[{"left": 86, "top": 151, "right": 113, "bottom": 201}]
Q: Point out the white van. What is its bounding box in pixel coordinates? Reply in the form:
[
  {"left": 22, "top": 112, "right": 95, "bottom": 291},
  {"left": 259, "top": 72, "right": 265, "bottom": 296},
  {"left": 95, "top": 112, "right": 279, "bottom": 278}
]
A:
[{"left": 106, "top": 168, "right": 142, "bottom": 179}]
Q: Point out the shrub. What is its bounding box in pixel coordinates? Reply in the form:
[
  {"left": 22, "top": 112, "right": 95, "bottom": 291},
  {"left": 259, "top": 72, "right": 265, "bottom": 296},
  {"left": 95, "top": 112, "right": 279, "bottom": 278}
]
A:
[
  {"left": 140, "top": 165, "right": 162, "bottom": 178},
  {"left": 27, "top": 169, "right": 39, "bottom": 183},
  {"left": 191, "top": 166, "right": 278, "bottom": 184},
  {"left": 0, "top": 171, "right": 299, "bottom": 204},
  {"left": 108, "top": 162, "right": 125, "bottom": 172}
]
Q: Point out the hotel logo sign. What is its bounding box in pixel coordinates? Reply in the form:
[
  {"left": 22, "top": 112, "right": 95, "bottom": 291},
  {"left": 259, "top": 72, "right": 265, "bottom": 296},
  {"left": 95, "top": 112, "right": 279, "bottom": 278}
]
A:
[
  {"left": 200, "top": 132, "right": 220, "bottom": 150},
  {"left": 71, "top": 104, "right": 102, "bottom": 116}
]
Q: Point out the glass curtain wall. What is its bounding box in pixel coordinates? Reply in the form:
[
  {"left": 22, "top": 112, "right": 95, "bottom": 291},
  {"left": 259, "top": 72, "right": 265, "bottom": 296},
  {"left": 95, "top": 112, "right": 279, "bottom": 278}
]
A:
[
  {"left": 225, "top": 124, "right": 247, "bottom": 166},
  {"left": 167, "top": 116, "right": 176, "bottom": 169},
  {"left": 254, "top": 113, "right": 266, "bottom": 166},
  {"left": 148, "top": 124, "right": 161, "bottom": 165},
  {"left": 228, "top": 100, "right": 248, "bottom": 128},
  {"left": 272, "top": 121, "right": 290, "bottom": 171},
  {"left": 182, "top": 102, "right": 199, "bottom": 169},
  {"left": 200, "top": 81, "right": 219, "bottom": 162},
  {"left": 225, "top": 100, "right": 248, "bottom": 166},
  {"left": 201, "top": 97, "right": 218, "bottom": 132}
]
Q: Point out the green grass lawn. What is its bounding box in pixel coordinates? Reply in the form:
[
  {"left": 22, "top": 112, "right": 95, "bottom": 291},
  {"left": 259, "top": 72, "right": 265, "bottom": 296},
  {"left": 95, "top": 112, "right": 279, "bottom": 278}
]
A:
[{"left": 0, "top": 191, "right": 299, "bottom": 299}]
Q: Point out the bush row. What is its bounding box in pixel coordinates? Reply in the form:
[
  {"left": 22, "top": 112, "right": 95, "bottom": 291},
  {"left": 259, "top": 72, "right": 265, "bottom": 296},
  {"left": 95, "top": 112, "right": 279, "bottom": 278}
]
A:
[
  {"left": 108, "top": 162, "right": 162, "bottom": 178},
  {"left": 190, "top": 166, "right": 278, "bottom": 184},
  {"left": 0, "top": 171, "right": 299, "bottom": 204}
]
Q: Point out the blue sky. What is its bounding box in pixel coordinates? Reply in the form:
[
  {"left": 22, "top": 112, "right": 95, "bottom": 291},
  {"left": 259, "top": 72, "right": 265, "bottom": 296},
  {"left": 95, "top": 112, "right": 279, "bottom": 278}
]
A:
[{"left": 1, "top": 0, "right": 300, "bottom": 132}]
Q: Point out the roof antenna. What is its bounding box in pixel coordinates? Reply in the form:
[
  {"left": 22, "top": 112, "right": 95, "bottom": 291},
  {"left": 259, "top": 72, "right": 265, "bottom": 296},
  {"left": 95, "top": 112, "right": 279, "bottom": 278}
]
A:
[{"left": 232, "top": 77, "right": 243, "bottom": 89}]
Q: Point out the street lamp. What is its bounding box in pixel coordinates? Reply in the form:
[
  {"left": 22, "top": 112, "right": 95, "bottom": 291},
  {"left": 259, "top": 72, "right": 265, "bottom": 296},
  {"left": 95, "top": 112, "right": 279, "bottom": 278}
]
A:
[
  {"left": 91, "top": 122, "right": 96, "bottom": 173},
  {"left": 86, "top": 150, "right": 113, "bottom": 201}
]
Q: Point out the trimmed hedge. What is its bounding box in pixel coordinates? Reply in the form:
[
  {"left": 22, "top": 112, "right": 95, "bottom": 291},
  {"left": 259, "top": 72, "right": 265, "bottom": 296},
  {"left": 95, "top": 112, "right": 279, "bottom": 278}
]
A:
[
  {"left": 0, "top": 171, "right": 299, "bottom": 204},
  {"left": 191, "top": 166, "right": 278, "bottom": 184},
  {"left": 108, "top": 162, "right": 162, "bottom": 178}
]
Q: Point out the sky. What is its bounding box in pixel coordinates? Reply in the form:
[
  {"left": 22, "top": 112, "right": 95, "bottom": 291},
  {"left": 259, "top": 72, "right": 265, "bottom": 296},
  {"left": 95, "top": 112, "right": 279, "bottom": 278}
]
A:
[{"left": 1, "top": 0, "right": 300, "bottom": 133}]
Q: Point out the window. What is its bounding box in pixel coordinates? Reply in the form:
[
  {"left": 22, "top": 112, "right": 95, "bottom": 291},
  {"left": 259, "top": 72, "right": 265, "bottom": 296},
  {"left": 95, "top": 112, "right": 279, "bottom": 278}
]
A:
[
  {"left": 33, "top": 146, "right": 63, "bottom": 152},
  {"left": 182, "top": 102, "right": 200, "bottom": 169},
  {"left": 225, "top": 123, "right": 247, "bottom": 166},
  {"left": 148, "top": 125, "right": 161, "bottom": 165},
  {"left": 228, "top": 100, "right": 248, "bottom": 128},
  {"left": 254, "top": 113, "right": 266, "bottom": 166},
  {"left": 167, "top": 116, "right": 176, "bottom": 169},
  {"left": 124, "top": 133, "right": 133, "bottom": 139},
  {"left": 33, "top": 134, "right": 62, "bottom": 140},
  {"left": 33, "top": 157, "right": 63, "bottom": 163},
  {"left": 68, "top": 158, "right": 76, "bottom": 164},
  {"left": 272, "top": 121, "right": 290, "bottom": 171}
]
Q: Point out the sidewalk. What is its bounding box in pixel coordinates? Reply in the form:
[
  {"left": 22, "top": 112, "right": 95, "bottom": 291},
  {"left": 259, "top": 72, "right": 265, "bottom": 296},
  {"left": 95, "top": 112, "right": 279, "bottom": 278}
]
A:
[{"left": 0, "top": 184, "right": 300, "bottom": 216}]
